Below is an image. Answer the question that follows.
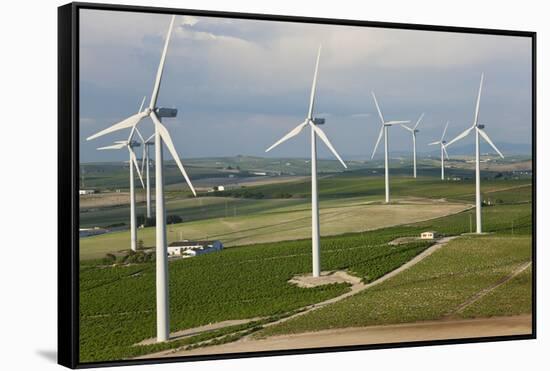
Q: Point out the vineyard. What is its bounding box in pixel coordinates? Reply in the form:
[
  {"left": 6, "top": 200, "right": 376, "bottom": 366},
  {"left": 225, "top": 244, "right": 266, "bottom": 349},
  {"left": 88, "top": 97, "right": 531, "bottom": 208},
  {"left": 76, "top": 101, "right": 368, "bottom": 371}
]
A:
[
  {"left": 258, "top": 234, "right": 532, "bottom": 337},
  {"left": 80, "top": 231, "right": 432, "bottom": 361},
  {"left": 79, "top": 175, "right": 532, "bottom": 361}
]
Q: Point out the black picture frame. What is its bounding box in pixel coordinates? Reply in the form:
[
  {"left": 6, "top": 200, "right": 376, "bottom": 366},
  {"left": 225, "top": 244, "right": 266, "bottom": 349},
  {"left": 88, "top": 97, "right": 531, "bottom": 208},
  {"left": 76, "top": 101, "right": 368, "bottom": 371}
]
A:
[{"left": 58, "top": 2, "right": 537, "bottom": 368}]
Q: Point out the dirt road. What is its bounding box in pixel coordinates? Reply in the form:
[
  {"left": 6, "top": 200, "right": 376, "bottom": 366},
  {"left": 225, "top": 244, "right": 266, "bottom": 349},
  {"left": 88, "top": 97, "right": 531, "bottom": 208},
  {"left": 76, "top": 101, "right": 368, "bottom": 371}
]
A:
[{"left": 149, "top": 315, "right": 531, "bottom": 358}]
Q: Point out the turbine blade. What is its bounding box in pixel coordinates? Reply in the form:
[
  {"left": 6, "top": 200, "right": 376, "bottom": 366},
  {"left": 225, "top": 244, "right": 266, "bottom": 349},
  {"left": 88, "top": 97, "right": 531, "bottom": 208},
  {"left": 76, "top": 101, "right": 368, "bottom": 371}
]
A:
[
  {"left": 442, "top": 145, "right": 450, "bottom": 160},
  {"left": 265, "top": 120, "right": 308, "bottom": 152},
  {"left": 149, "top": 15, "right": 176, "bottom": 109},
  {"left": 371, "top": 125, "right": 384, "bottom": 159},
  {"left": 129, "top": 146, "right": 145, "bottom": 189},
  {"left": 151, "top": 112, "right": 197, "bottom": 196},
  {"left": 307, "top": 45, "right": 322, "bottom": 119},
  {"left": 473, "top": 73, "right": 484, "bottom": 127},
  {"left": 446, "top": 126, "right": 474, "bottom": 147},
  {"left": 311, "top": 124, "right": 347, "bottom": 168},
  {"left": 127, "top": 125, "right": 136, "bottom": 142},
  {"left": 141, "top": 145, "right": 146, "bottom": 175},
  {"left": 441, "top": 121, "right": 449, "bottom": 141},
  {"left": 385, "top": 120, "right": 410, "bottom": 126},
  {"left": 138, "top": 96, "right": 147, "bottom": 113},
  {"left": 477, "top": 128, "right": 504, "bottom": 158},
  {"left": 86, "top": 112, "right": 147, "bottom": 141},
  {"left": 414, "top": 113, "right": 425, "bottom": 129},
  {"left": 145, "top": 133, "right": 155, "bottom": 143},
  {"left": 134, "top": 125, "right": 145, "bottom": 143},
  {"left": 97, "top": 143, "right": 126, "bottom": 150},
  {"left": 371, "top": 92, "right": 385, "bottom": 125},
  {"left": 400, "top": 124, "right": 413, "bottom": 132},
  {"left": 428, "top": 141, "right": 440, "bottom": 146}
]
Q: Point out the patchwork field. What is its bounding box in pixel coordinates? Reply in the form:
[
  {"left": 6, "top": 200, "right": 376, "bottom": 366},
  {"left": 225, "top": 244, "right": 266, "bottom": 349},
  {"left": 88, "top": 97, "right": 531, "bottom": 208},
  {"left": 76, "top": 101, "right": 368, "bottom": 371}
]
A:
[
  {"left": 78, "top": 171, "right": 533, "bottom": 362},
  {"left": 80, "top": 230, "right": 433, "bottom": 361},
  {"left": 257, "top": 235, "right": 532, "bottom": 337},
  {"left": 80, "top": 196, "right": 469, "bottom": 260}
]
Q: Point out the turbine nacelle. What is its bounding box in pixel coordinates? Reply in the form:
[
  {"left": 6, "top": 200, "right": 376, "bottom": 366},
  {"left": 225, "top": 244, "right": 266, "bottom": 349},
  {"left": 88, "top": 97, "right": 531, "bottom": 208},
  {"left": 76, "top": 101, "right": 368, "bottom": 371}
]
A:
[
  {"left": 156, "top": 107, "right": 178, "bottom": 118},
  {"left": 370, "top": 91, "right": 410, "bottom": 159},
  {"left": 446, "top": 74, "right": 504, "bottom": 160},
  {"left": 265, "top": 45, "right": 347, "bottom": 170}
]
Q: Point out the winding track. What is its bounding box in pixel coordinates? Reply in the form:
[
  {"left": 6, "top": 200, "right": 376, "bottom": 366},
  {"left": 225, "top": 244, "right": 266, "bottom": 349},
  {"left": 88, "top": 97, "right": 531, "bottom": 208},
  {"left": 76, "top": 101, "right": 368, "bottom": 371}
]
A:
[{"left": 137, "top": 236, "right": 459, "bottom": 359}]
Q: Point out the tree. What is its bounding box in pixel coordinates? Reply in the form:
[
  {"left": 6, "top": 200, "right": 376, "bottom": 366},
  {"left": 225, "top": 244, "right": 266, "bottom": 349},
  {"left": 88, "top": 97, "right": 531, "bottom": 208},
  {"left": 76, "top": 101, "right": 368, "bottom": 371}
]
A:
[{"left": 166, "top": 215, "right": 183, "bottom": 224}]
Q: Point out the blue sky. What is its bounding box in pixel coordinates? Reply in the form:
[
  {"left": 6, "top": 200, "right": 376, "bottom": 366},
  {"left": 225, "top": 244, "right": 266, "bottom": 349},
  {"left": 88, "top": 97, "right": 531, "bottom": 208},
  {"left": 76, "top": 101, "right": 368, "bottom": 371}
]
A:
[{"left": 79, "top": 9, "right": 532, "bottom": 163}]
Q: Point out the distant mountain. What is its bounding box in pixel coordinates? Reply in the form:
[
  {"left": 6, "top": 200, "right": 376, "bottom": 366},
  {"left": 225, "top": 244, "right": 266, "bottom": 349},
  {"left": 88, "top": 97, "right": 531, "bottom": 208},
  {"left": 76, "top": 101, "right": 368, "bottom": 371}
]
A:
[
  {"left": 435, "top": 142, "right": 531, "bottom": 156},
  {"left": 358, "top": 142, "right": 531, "bottom": 160}
]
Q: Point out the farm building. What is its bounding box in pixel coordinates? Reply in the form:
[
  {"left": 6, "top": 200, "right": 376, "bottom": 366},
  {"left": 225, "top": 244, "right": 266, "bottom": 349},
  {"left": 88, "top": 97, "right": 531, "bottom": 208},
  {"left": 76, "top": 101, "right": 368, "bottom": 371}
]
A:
[
  {"left": 167, "top": 240, "right": 223, "bottom": 257},
  {"left": 420, "top": 231, "right": 440, "bottom": 240},
  {"left": 209, "top": 185, "right": 225, "bottom": 192},
  {"left": 79, "top": 227, "right": 108, "bottom": 237},
  {"left": 79, "top": 189, "right": 96, "bottom": 195}
]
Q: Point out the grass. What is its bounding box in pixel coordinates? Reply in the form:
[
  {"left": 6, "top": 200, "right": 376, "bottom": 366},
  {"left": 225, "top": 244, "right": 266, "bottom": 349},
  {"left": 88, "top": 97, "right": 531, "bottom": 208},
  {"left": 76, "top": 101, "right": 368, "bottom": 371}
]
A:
[
  {"left": 79, "top": 197, "right": 467, "bottom": 260},
  {"left": 215, "top": 174, "right": 530, "bottom": 202},
  {"left": 80, "top": 173, "right": 531, "bottom": 229},
  {"left": 257, "top": 235, "right": 532, "bottom": 338},
  {"left": 80, "top": 196, "right": 304, "bottom": 228},
  {"left": 78, "top": 174, "right": 533, "bottom": 361},
  {"left": 80, "top": 231, "right": 431, "bottom": 362},
  {"left": 460, "top": 265, "right": 532, "bottom": 318}
]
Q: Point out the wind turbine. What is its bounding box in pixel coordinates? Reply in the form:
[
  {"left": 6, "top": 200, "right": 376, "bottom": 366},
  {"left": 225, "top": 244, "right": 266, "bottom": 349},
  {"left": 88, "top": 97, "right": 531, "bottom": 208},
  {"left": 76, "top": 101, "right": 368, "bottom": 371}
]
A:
[
  {"left": 265, "top": 45, "right": 347, "bottom": 278},
  {"left": 86, "top": 15, "right": 196, "bottom": 342},
  {"left": 140, "top": 132, "right": 155, "bottom": 219},
  {"left": 400, "top": 113, "right": 424, "bottom": 178},
  {"left": 445, "top": 73, "right": 504, "bottom": 233},
  {"left": 370, "top": 92, "right": 410, "bottom": 203},
  {"left": 428, "top": 122, "right": 450, "bottom": 180},
  {"left": 97, "top": 126, "right": 145, "bottom": 252}
]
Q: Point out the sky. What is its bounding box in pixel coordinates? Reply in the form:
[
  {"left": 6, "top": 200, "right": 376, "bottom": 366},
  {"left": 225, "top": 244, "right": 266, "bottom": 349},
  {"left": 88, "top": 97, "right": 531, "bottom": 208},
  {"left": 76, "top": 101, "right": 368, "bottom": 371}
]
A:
[{"left": 79, "top": 9, "right": 532, "bottom": 163}]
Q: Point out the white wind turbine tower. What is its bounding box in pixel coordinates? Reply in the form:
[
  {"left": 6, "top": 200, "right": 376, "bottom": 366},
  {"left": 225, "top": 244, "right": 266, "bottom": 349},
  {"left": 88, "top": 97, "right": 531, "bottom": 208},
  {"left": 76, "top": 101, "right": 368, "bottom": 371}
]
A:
[
  {"left": 140, "top": 132, "right": 155, "bottom": 219},
  {"left": 400, "top": 113, "right": 424, "bottom": 178},
  {"left": 428, "top": 122, "right": 450, "bottom": 180},
  {"left": 265, "top": 45, "right": 347, "bottom": 278},
  {"left": 97, "top": 126, "right": 145, "bottom": 252},
  {"left": 370, "top": 92, "right": 410, "bottom": 203},
  {"left": 87, "top": 15, "right": 196, "bottom": 342},
  {"left": 445, "top": 73, "right": 504, "bottom": 234}
]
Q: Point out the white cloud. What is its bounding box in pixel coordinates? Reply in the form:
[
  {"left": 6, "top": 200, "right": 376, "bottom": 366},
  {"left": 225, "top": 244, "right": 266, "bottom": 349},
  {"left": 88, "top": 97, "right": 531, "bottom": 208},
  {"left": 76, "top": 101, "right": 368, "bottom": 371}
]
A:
[
  {"left": 78, "top": 9, "right": 532, "bottom": 161},
  {"left": 181, "top": 16, "right": 199, "bottom": 27}
]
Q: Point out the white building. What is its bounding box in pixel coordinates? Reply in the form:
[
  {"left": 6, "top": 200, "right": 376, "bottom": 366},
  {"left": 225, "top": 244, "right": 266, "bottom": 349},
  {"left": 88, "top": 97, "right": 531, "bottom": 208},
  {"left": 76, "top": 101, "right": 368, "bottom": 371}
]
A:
[
  {"left": 79, "top": 227, "right": 108, "bottom": 237},
  {"left": 420, "top": 231, "right": 440, "bottom": 240},
  {"left": 167, "top": 240, "right": 223, "bottom": 257},
  {"left": 209, "top": 185, "right": 225, "bottom": 192},
  {"left": 79, "top": 189, "right": 96, "bottom": 195}
]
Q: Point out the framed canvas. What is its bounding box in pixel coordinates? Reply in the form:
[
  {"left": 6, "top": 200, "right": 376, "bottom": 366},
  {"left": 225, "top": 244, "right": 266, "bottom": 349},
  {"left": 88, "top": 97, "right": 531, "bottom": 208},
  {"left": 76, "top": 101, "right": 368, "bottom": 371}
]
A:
[{"left": 58, "top": 2, "right": 536, "bottom": 368}]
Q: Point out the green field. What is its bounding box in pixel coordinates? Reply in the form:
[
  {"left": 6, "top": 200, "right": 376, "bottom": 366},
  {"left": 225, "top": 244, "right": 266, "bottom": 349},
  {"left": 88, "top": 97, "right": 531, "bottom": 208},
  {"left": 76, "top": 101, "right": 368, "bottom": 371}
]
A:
[
  {"left": 460, "top": 265, "right": 532, "bottom": 318},
  {"left": 80, "top": 175, "right": 531, "bottom": 260},
  {"left": 78, "top": 171, "right": 533, "bottom": 362},
  {"left": 80, "top": 196, "right": 469, "bottom": 260},
  {"left": 80, "top": 231, "right": 432, "bottom": 361},
  {"left": 258, "top": 234, "right": 532, "bottom": 337}
]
